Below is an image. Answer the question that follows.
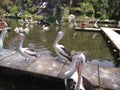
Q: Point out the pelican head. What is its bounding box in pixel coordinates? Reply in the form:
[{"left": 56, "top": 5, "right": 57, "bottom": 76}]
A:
[
  {"left": 13, "top": 33, "right": 25, "bottom": 42},
  {"left": 75, "top": 52, "right": 86, "bottom": 63},
  {"left": 64, "top": 52, "right": 86, "bottom": 78},
  {"left": 57, "top": 31, "right": 64, "bottom": 40}
]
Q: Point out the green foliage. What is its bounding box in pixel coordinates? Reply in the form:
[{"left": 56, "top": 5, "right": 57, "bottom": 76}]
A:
[
  {"left": 107, "top": 0, "right": 120, "bottom": 20},
  {"left": 55, "top": 5, "right": 62, "bottom": 22},
  {"left": 95, "top": 12, "right": 102, "bottom": 18},
  {"left": 72, "top": 7, "right": 82, "bottom": 16},
  {"left": 75, "top": 2, "right": 94, "bottom": 17},
  {"left": 0, "top": 0, "right": 120, "bottom": 21},
  {"left": 0, "top": 8, "right": 6, "bottom": 15},
  {"left": 7, "top": 5, "right": 18, "bottom": 16},
  {"left": 21, "top": 11, "right": 32, "bottom": 19},
  {"left": 62, "top": 7, "right": 70, "bottom": 21},
  {"left": 27, "top": 5, "right": 39, "bottom": 14},
  {"left": 33, "top": 15, "right": 43, "bottom": 20}
]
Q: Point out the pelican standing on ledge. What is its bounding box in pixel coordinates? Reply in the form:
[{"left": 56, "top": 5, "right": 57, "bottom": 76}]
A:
[
  {"left": 53, "top": 31, "right": 72, "bottom": 63},
  {"left": 0, "top": 29, "right": 8, "bottom": 55},
  {"left": 64, "top": 52, "right": 86, "bottom": 90},
  {"left": 13, "top": 33, "right": 37, "bottom": 63}
]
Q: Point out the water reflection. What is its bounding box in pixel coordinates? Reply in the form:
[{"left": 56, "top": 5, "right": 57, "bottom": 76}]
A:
[{"left": 5, "top": 19, "right": 115, "bottom": 67}]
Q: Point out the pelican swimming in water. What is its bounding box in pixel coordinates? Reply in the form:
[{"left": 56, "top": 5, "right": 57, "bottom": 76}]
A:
[
  {"left": 42, "top": 25, "right": 49, "bottom": 32},
  {"left": 0, "top": 29, "right": 8, "bottom": 55},
  {"left": 13, "top": 33, "right": 37, "bottom": 63},
  {"left": 94, "top": 19, "right": 99, "bottom": 28},
  {"left": 64, "top": 52, "right": 86, "bottom": 90},
  {"left": 53, "top": 31, "right": 72, "bottom": 63}
]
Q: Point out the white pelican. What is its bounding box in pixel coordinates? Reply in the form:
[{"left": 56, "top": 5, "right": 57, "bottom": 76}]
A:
[
  {"left": 55, "top": 20, "right": 59, "bottom": 25},
  {"left": 0, "top": 29, "right": 8, "bottom": 55},
  {"left": 13, "top": 33, "right": 37, "bottom": 63},
  {"left": 14, "top": 27, "right": 20, "bottom": 33},
  {"left": 24, "top": 27, "right": 30, "bottom": 35},
  {"left": 40, "top": 2, "right": 48, "bottom": 9},
  {"left": 68, "top": 14, "right": 76, "bottom": 24},
  {"left": 19, "top": 27, "right": 24, "bottom": 32},
  {"left": 29, "top": 17, "right": 33, "bottom": 23},
  {"left": 42, "top": 25, "right": 49, "bottom": 32},
  {"left": 64, "top": 52, "right": 86, "bottom": 90},
  {"left": 53, "top": 31, "right": 72, "bottom": 63},
  {"left": 25, "top": 18, "right": 29, "bottom": 23},
  {"left": 14, "top": 27, "right": 24, "bottom": 33},
  {"left": 94, "top": 19, "right": 99, "bottom": 28},
  {"left": 18, "top": 19, "right": 24, "bottom": 23}
]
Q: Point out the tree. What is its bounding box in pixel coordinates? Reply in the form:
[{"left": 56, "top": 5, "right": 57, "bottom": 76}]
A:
[
  {"left": 108, "top": 0, "right": 120, "bottom": 20},
  {"left": 78, "top": 2, "right": 94, "bottom": 17}
]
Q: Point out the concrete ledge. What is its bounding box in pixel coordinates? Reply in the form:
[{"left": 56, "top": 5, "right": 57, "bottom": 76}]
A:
[{"left": 82, "top": 63, "right": 120, "bottom": 90}]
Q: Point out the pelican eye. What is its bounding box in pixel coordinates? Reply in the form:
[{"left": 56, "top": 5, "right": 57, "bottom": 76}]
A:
[
  {"left": 73, "top": 81, "right": 76, "bottom": 84},
  {"left": 81, "top": 60, "right": 83, "bottom": 62}
]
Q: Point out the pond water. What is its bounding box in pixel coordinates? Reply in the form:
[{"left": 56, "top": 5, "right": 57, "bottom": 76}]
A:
[{"left": 4, "top": 18, "right": 115, "bottom": 67}]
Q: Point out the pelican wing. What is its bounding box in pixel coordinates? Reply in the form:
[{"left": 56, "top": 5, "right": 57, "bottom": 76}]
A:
[
  {"left": 24, "top": 48, "right": 37, "bottom": 57},
  {"left": 57, "top": 45, "right": 72, "bottom": 62},
  {"left": 62, "top": 47, "right": 71, "bottom": 57}
]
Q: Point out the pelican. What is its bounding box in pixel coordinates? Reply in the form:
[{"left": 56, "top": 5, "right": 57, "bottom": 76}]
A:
[
  {"left": 64, "top": 52, "right": 86, "bottom": 90},
  {"left": 13, "top": 33, "right": 37, "bottom": 63},
  {"left": 14, "top": 27, "right": 20, "bottom": 33},
  {"left": 53, "top": 31, "right": 72, "bottom": 63},
  {"left": 68, "top": 14, "right": 76, "bottom": 24},
  {"left": 94, "top": 19, "right": 99, "bottom": 28},
  {"left": 0, "top": 29, "right": 8, "bottom": 55},
  {"left": 55, "top": 20, "right": 59, "bottom": 25},
  {"left": 42, "top": 25, "right": 49, "bottom": 32}
]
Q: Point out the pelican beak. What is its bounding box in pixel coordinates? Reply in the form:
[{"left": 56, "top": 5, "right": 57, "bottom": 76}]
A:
[
  {"left": 76, "top": 61, "right": 82, "bottom": 90},
  {"left": 77, "top": 61, "right": 82, "bottom": 78}
]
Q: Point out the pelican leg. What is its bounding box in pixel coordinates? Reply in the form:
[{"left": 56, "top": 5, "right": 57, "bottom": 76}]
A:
[
  {"left": 25, "top": 57, "right": 30, "bottom": 63},
  {"left": 58, "top": 58, "right": 66, "bottom": 64}
]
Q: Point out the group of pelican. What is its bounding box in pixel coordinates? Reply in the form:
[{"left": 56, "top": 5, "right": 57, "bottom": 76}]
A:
[
  {"left": 53, "top": 31, "right": 86, "bottom": 90},
  {"left": 13, "top": 30, "right": 86, "bottom": 89},
  {"left": 1, "top": 26, "right": 86, "bottom": 90},
  {"left": 18, "top": 18, "right": 37, "bottom": 24},
  {"left": 14, "top": 27, "right": 30, "bottom": 34}
]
